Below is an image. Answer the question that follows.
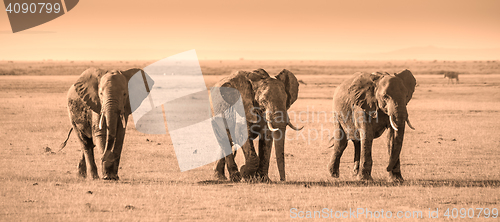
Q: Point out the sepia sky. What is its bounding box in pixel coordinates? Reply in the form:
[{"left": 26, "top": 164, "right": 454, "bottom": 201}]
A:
[{"left": 1, "top": 0, "right": 499, "bottom": 60}]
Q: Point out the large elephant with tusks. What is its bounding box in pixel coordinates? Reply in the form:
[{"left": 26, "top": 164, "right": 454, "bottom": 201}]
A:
[
  {"left": 212, "top": 69, "right": 303, "bottom": 182},
  {"left": 61, "top": 67, "right": 151, "bottom": 180},
  {"left": 327, "top": 70, "right": 416, "bottom": 182}
]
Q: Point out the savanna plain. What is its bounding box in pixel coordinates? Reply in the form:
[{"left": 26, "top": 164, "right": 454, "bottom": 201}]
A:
[{"left": 1, "top": 60, "right": 499, "bottom": 221}]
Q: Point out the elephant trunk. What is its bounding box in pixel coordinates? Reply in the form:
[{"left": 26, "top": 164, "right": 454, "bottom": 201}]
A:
[
  {"left": 386, "top": 100, "right": 407, "bottom": 172},
  {"left": 272, "top": 129, "right": 286, "bottom": 181},
  {"left": 102, "top": 103, "right": 119, "bottom": 167},
  {"left": 265, "top": 110, "right": 289, "bottom": 181},
  {"left": 105, "top": 108, "right": 119, "bottom": 140}
]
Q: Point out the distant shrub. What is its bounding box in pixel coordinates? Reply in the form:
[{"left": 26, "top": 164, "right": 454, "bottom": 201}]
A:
[{"left": 0, "top": 68, "right": 16, "bottom": 75}]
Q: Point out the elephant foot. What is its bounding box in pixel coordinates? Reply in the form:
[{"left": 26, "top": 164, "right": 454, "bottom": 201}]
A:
[
  {"left": 328, "top": 165, "right": 339, "bottom": 178},
  {"left": 90, "top": 173, "right": 99, "bottom": 180},
  {"left": 102, "top": 174, "right": 119, "bottom": 180},
  {"left": 213, "top": 171, "right": 227, "bottom": 181},
  {"left": 102, "top": 160, "right": 117, "bottom": 180},
  {"left": 77, "top": 162, "right": 86, "bottom": 178},
  {"left": 243, "top": 173, "right": 271, "bottom": 183},
  {"left": 352, "top": 161, "right": 360, "bottom": 176},
  {"left": 356, "top": 173, "right": 373, "bottom": 181},
  {"left": 77, "top": 169, "right": 87, "bottom": 179},
  {"left": 330, "top": 171, "right": 339, "bottom": 178},
  {"left": 258, "top": 175, "right": 272, "bottom": 183},
  {"left": 240, "top": 165, "right": 258, "bottom": 180},
  {"left": 388, "top": 172, "right": 404, "bottom": 183},
  {"left": 229, "top": 172, "right": 242, "bottom": 182},
  {"left": 89, "top": 168, "right": 99, "bottom": 180},
  {"left": 255, "top": 172, "right": 272, "bottom": 183},
  {"left": 77, "top": 172, "right": 86, "bottom": 179}
]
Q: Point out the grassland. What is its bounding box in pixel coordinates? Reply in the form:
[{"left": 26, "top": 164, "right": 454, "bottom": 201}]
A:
[{"left": 0, "top": 60, "right": 499, "bottom": 221}]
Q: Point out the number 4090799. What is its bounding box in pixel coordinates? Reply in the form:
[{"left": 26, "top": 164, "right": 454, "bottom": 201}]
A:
[
  {"left": 5, "top": 2, "right": 61, "bottom": 14},
  {"left": 443, "top": 208, "right": 498, "bottom": 219}
]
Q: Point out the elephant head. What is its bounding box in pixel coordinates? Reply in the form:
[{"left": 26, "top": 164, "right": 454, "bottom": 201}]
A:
[
  {"left": 246, "top": 69, "right": 302, "bottom": 130},
  {"left": 73, "top": 67, "right": 145, "bottom": 178},
  {"left": 372, "top": 70, "right": 416, "bottom": 132}
]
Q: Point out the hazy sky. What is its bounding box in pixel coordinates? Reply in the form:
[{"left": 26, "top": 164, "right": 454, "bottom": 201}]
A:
[{"left": 1, "top": 0, "right": 499, "bottom": 60}]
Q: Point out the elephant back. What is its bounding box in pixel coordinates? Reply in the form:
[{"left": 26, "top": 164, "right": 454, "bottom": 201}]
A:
[{"left": 211, "top": 71, "right": 257, "bottom": 124}]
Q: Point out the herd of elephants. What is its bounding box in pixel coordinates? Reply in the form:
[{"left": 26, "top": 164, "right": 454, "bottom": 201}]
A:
[{"left": 61, "top": 67, "right": 419, "bottom": 183}]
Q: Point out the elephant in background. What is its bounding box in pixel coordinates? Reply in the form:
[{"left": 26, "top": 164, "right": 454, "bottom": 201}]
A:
[
  {"left": 61, "top": 67, "right": 151, "bottom": 180},
  {"left": 443, "top": 71, "right": 459, "bottom": 84},
  {"left": 327, "top": 70, "right": 416, "bottom": 182},
  {"left": 211, "top": 69, "right": 302, "bottom": 182}
]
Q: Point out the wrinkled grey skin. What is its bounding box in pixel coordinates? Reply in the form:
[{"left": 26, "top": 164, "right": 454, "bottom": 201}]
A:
[
  {"left": 444, "top": 71, "right": 459, "bottom": 84},
  {"left": 66, "top": 67, "right": 145, "bottom": 180},
  {"left": 212, "top": 69, "right": 301, "bottom": 182},
  {"left": 327, "top": 70, "right": 416, "bottom": 182}
]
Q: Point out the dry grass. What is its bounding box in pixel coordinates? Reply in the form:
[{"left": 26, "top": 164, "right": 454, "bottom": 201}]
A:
[
  {"left": 0, "top": 61, "right": 499, "bottom": 221},
  {"left": 1, "top": 59, "right": 499, "bottom": 76}
]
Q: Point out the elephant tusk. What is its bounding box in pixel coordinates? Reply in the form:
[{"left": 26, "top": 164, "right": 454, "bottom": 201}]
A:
[
  {"left": 287, "top": 121, "right": 304, "bottom": 131},
  {"left": 267, "top": 120, "right": 279, "bottom": 132},
  {"left": 406, "top": 117, "right": 415, "bottom": 130},
  {"left": 99, "top": 114, "right": 105, "bottom": 130},
  {"left": 121, "top": 114, "right": 127, "bottom": 127},
  {"left": 389, "top": 116, "right": 398, "bottom": 132}
]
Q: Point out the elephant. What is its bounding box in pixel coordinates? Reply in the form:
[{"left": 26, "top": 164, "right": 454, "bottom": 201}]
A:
[
  {"left": 443, "top": 71, "right": 459, "bottom": 84},
  {"left": 211, "top": 68, "right": 303, "bottom": 182},
  {"left": 60, "top": 67, "right": 151, "bottom": 180},
  {"left": 327, "top": 70, "right": 416, "bottom": 182}
]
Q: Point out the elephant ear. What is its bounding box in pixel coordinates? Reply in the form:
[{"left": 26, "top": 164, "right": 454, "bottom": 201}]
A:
[
  {"left": 348, "top": 72, "right": 378, "bottom": 115},
  {"left": 119, "top": 68, "right": 154, "bottom": 115},
  {"left": 119, "top": 68, "right": 143, "bottom": 81},
  {"left": 394, "top": 69, "right": 416, "bottom": 104},
  {"left": 74, "top": 68, "right": 107, "bottom": 113},
  {"left": 275, "top": 69, "right": 299, "bottom": 110}
]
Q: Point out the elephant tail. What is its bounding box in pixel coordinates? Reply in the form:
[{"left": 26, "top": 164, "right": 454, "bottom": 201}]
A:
[{"left": 58, "top": 128, "right": 73, "bottom": 152}]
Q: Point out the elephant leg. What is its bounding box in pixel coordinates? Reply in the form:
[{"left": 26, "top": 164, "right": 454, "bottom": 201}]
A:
[
  {"left": 327, "top": 123, "right": 348, "bottom": 178},
  {"left": 84, "top": 146, "right": 99, "bottom": 179},
  {"left": 388, "top": 159, "right": 403, "bottom": 182},
  {"left": 358, "top": 135, "right": 374, "bottom": 181},
  {"left": 239, "top": 139, "right": 260, "bottom": 180},
  {"left": 92, "top": 114, "right": 107, "bottom": 179},
  {"left": 75, "top": 128, "right": 98, "bottom": 179},
  {"left": 352, "top": 140, "right": 361, "bottom": 176},
  {"left": 256, "top": 131, "right": 272, "bottom": 182},
  {"left": 225, "top": 153, "right": 240, "bottom": 182},
  {"left": 213, "top": 158, "right": 227, "bottom": 181},
  {"left": 78, "top": 151, "right": 86, "bottom": 178},
  {"left": 211, "top": 127, "right": 227, "bottom": 181}
]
